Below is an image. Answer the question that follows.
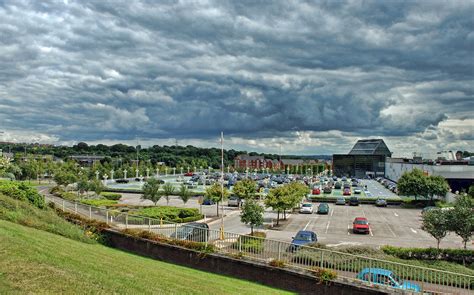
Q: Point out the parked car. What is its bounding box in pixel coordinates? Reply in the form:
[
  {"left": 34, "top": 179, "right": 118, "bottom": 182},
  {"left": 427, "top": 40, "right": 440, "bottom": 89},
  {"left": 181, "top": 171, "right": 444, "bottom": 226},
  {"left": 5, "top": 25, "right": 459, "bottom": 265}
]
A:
[
  {"left": 421, "top": 206, "right": 437, "bottom": 215},
  {"left": 343, "top": 182, "right": 351, "bottom": 189},
  {"left": 341, "top": 176, "right": 347, "bottom": 181},
  {"left": 202, "top": 199, "right": 215, "bottom": 205},
  {"left": 343, "top": 188, "right": 351, "bottom": 196},
  {"left": 351, "top": 182, "right": 358, "bottom": 187},
  {"left": 227, "top": 196, "right": 241, "bottom": 207},
  {"left": 184, "top": 172, "right": 194, "bottom": 177},
  {"left": 312, "top": 188, "right": 321, "bottom": 195},
  {"left": 335, "top": 197, "right": 346, "bottom": 205},
  {"left": 354, "top": 188, "right": 362, "bottom": 194},
  {"left": 334, "top": 182, "right": 342, "bottom": 189},
  {"left": 323, "top": 186, "right": 332, "bottom": 194},
  {"left": 299, "top": 203, "right": 314, "bottom": 214},
  {"left": 349, "top": 196, "right": 359, "bottom": 206},
  {"left": 170, "top": 222, "right": 209, "bottom": 242},
  {"left": 356, "top": 268, "right": 421, "bottom": 292},
  {"left": 289, "top": 230, "right": 317, "bottom": 252},
  {"left": 353, "top": 217, "right": 370, "bottom": 234},
  {"left": 375, "top": 198, "right": 387, "bottom": 207},
  {"left": 317, "top": 203, "right": 329, "bottom": 214}
]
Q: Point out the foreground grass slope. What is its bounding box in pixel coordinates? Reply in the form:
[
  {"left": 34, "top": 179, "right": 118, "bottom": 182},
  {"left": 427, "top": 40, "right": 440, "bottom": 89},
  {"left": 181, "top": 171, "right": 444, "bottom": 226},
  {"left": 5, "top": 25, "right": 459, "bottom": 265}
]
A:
[{"left": 0, "top": 221, "right": 291, "bottom": 295}]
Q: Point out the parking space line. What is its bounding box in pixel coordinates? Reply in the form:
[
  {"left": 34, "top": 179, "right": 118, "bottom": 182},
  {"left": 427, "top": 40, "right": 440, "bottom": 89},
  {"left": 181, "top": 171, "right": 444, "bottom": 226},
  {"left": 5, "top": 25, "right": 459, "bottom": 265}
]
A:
[
  {"left": 386, "top": 224, "right": 397, "bottom": 237},
  {"left": 325, "top": 221, "right": 330, "bottom": 234},
  {"left": 361, "top": 207, "right": 366, "bottom": 217},
  {"left": 394, "top": 212, "right": 399, "bottom": 217},
  {"left": 330, "top": 208, "right": 334, "bottom": 217},
  {"left": 369, "top": 228, "right": 374, "bottom": 237},
  {"left": 410, "top": 228, "right": 417, "bottom": 234},
  {"left": 347, "top": 224, "right": 351, "bottom": 235},
  {"left": 303, "top": 220, "right": 312, "bottom": 230}
]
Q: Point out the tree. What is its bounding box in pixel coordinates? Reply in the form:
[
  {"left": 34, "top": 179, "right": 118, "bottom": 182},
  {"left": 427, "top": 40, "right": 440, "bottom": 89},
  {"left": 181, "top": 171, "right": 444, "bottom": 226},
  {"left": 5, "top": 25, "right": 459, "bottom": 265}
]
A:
[
  {"left": 205, "top": 182, "right": 229, "bottom": 216},
  {"left": 233, "top": 179, "right": 257, "bottom": 200},
  {"left": 427, "top": 175, "right": 450, "bottom": 201},
  {"left": 240, "top": 200, "right": 264, "bottom": 234},
  {"left": 447, "top": 194, "right": 474, "bottom": 249},
  {"left": 76, "top": 177, "right": 90, "bottom": 197},
  {"left": 178, "top": 184, "right": 192, "bottom": 205},
  {"left": 397, "top": 169, "right": 430, "bottom": 201},
  {"left": 264, "top": 186, "right": 287, "bottom": 225},
  {"left": 54, "top": 170, "right": 78, "bottom": 189},
  {"left": 142, "top": 178, "right": 161, "bottom": 205},
  {"left": 162, "top": 182, "right": 176, "bottom": 206},
  {"left": 422, "top": 209, "right": 449, "bottom": 249},
  {"left": 89, "top": 179, "right": 104, "bottom": 196}
]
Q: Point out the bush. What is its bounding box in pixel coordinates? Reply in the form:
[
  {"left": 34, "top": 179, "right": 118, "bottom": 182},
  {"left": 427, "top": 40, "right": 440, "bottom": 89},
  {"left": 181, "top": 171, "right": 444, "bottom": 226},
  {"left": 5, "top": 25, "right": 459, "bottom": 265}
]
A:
[
  {"left": 231, "top": 232, "right": 266, "bottom": 254},
  {"left": 80, "top": 199, "right": 118, "bottom": 207},
  {"left": 269, "top": 259, "right": 285, "bottom": 268},
  {"left": 381, "top": 245, "right": 474, "bottom": 265},
  {"left": 131, "top": 206, "right": 203, "bottom": 223},
  {"left": 311, "top": 267, "right": 337, "bottom": 283},
  {"left": 100, "top": 192, "right": 122, "bottom": 200},
  {"left": 0, "top": 181, "right": 45, "bottom": 209}
]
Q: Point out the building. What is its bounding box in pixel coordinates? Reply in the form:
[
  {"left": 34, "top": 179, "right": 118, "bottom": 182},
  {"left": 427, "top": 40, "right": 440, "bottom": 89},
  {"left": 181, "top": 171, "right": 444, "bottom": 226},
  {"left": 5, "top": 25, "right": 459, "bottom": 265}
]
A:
[
  {"left": 385, "top": 157, "right": 474, "bottom": 193},
  {"left": 234, "top": 154, "right": 319, "bottom": 171},
  {"left": 234, "top": 155, "right": 266, "bottom": 170},
  {"left": 70, "top": 155, "right": 105, "bottom": 166},
  {"left": 332, "top": 139, "right": 392, "bottom": 178}
]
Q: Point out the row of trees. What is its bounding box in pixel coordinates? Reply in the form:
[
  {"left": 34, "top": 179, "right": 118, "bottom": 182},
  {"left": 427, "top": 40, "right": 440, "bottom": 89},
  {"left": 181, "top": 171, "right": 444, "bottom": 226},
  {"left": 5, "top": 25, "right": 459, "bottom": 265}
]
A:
[
  {"left": 397, "top": 168, "right": 450, "bottom": 201},
  {"left": 142, "top": 179, "right": 192, "bottom": 206},
  {"left": 422, "top": 193, "right": 473, "bottom": 249}
]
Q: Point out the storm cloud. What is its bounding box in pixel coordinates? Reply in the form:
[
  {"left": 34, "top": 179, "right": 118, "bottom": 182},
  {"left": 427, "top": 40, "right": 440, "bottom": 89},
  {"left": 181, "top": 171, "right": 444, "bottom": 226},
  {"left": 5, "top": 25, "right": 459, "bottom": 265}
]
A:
[{"left": 0, "top": 0, "right": 473, "bottom": 156}]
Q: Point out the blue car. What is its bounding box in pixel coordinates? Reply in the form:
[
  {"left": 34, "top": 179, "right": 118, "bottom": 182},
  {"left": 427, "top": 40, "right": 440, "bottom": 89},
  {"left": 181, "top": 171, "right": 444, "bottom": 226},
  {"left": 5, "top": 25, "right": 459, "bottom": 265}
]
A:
[
  {"left": 288, "top": 230, "right": 317, "bottom": 252},
  {"left": 357, "top": 268, "right": 421, "bottom": 292}
]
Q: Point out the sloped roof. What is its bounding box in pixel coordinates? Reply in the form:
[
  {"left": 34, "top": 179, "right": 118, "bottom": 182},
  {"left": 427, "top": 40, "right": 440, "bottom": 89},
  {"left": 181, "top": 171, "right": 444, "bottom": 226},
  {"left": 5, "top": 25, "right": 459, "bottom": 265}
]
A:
[{"left": 349, "top": 139, "right": 392, "bottom": 156}]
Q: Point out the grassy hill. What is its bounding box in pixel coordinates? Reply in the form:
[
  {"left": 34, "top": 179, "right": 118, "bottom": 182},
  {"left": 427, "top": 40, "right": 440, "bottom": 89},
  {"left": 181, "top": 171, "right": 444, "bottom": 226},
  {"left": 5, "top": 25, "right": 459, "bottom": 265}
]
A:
[{"left": 0, "top": 192, "right": 291, "bottom": 294}]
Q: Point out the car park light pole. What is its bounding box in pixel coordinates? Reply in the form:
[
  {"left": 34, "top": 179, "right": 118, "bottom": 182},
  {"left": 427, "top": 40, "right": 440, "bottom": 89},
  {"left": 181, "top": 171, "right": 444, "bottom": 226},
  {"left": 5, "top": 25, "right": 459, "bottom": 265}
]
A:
[{"left": 219, "top": 132, "right": 225, "bottom": 240}]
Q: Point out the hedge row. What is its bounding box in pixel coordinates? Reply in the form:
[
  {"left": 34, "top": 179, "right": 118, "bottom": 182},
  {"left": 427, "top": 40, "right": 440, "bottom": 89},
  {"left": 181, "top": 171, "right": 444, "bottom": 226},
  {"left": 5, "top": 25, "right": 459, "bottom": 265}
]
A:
[
  {"left": 0, "top": 181, "right": 45, "bottom": 209},
  {"left": 231, "top": 232, "right": 266, "bottom": 254},
  {"left": 381, "top": 246, "right": 474, "bottom": 265},
  {"left": 130, "top": 206, "right": 203, "bottom": 223},
  {"left": 80, "top": 199, "right": 118, "bottom": 207}
]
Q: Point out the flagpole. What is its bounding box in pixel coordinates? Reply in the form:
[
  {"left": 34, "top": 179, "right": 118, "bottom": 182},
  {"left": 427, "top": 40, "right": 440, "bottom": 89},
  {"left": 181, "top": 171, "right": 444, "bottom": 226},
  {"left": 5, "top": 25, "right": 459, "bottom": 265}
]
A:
[{"left": 220, "top": 131, "right": 225, "bottom": 240}]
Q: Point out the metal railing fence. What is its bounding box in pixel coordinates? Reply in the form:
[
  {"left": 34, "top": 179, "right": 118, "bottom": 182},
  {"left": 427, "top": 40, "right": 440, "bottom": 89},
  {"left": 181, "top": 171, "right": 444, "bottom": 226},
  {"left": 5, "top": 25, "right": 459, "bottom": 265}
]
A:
[{"left": 45, "top": 195, "right": 473, "bottom": 294}]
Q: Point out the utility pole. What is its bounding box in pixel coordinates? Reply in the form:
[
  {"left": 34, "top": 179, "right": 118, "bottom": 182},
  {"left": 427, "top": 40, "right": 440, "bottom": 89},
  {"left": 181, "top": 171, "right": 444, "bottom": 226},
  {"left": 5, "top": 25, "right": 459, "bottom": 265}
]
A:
[{"left": 220, "top": 131, "right": 225, "bottom": 240}]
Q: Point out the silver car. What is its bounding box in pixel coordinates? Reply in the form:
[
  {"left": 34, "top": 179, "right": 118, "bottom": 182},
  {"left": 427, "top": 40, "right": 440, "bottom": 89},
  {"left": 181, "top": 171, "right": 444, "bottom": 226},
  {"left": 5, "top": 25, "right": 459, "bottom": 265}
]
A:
[
  {"left": 299, "top": 203, "right": 314, "bottom": 214},
  {"left": 228, "top": 196, "right": 241, "bottom": 207}
]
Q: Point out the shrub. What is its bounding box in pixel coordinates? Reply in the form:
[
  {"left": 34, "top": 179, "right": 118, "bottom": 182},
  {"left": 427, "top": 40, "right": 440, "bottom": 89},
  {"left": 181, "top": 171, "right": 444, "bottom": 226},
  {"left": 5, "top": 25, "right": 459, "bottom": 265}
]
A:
[
  {"left": 100, "top": 192, "right": 122, "bottom": 200},
  {"left": 80, "top": 199, "right": 118, "bottom": 207},
  {"left": 381, "top": 245, "right": 474, "bottom": 265},
  {"left": 269, "top": 259, "right": 285, "bottom": 268},
  {"left": 231, "top": 232, "right": 266, "bottom": 254},
  {"left": 311, "top": 267, "right": 337, "bottom": 284},
  {"left": 0, "top": 181, "right": 45, "bottom": 209}
]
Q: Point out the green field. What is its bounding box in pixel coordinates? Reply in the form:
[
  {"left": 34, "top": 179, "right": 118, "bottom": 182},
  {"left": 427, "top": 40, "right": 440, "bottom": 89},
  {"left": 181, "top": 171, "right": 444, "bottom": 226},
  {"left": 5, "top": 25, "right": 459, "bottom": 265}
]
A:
[{"left": 0, "top": 220, "right": 291, "bottom": 294}]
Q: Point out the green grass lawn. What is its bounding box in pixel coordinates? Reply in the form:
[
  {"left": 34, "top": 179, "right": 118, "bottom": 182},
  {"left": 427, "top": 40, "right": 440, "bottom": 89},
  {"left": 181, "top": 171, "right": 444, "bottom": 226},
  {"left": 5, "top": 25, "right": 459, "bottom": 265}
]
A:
[{"left": 0, "top": 220, "right": 292, "bottom": 295}]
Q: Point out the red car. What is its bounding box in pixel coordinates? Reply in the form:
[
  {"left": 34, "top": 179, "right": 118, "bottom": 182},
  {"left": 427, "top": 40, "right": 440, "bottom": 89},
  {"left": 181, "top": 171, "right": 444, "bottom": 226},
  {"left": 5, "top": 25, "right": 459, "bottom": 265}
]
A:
[
  {"left": 184, "top": 172, "right": 194, "bottom": 176},
  {"left": 353, "top": 217, "right": 370, "bottom": 234},
  {"left": 312, "top": 188, "right": 321, "bottom": 195},
  {"left": 343, "top": 188, "right": 351, "bottom": 195}
]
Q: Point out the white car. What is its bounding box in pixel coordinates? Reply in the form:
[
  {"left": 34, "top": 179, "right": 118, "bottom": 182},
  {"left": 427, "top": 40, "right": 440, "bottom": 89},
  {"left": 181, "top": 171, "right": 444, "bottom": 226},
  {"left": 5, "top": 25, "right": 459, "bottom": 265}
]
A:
[{"left": 299, "top": 203, "right": 314, "bottom": 214}]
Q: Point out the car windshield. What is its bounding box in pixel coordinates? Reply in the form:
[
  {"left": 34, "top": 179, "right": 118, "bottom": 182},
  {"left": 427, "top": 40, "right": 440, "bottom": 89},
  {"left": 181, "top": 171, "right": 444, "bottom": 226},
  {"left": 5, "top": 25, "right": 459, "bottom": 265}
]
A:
[
  {"left": 354, "top": 220, "right": 368, "bottom": 225},
  {"left": 302, "top": 204, "right": 312, "bottom": 207},
  {"left": 391, "top": 274, "right": 402, "bottom": 285},
  {"left": 295, "top": 233, "right": 312, "bottom": 241},
  {"left": 319, "top": 204, "right": 328, "bottom": 208}
]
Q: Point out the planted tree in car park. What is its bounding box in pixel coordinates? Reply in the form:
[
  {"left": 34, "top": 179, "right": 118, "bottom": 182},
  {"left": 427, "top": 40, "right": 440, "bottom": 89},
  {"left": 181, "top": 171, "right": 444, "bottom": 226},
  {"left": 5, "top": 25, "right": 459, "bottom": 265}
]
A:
[
  {"left": 422, "top": 209, "right": 449, "bottom": 250},
  {"left": 178, "top": 183, "right": 192, "bottom": 205},
  {"left": 427, "top": 175, "right": 450, "bottom": 201},
  {"left": 233, "top": 179, "right": 257, "bottom": 200},
  {"left": 142, "top": 178, "right": 162, "bottom": 205},
  {"left": 161, "top": 182, "right": 176, "bottom": 206},
  {"left": 240, "top": 199, "right": 264, "bottom": 234},
  {"left": 204, "top": 182, "right": 229, "bottom": 216},
  {"left": 89, "top": 179, "right": 104, "bottom": 196},
  {"left": 398, "top": 169, "right": 450, "bottom": 201},
  {"left": 447, "top": 194, "right": 474, "bottom": 249},
  {"left": 264, "top": 186, "right": 287, "bottom": 225}
]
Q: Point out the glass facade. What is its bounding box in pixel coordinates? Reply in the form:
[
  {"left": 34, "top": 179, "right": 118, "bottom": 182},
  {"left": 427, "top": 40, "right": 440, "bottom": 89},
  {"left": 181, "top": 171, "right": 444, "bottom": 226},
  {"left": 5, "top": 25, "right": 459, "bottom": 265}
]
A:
[{"left": 333, "top": 155, "right": 387, "bottom": 178}]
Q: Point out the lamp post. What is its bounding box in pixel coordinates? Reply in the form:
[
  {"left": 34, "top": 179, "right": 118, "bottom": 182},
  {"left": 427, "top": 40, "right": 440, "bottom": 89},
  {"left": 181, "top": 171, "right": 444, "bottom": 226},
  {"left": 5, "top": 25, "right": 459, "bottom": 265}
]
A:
[
  {"left": 180, "top": 167, "right": 183, "bottom": 175},
  {"left": 135, "top": 168, "right": 139, "bottom": 179},
  {"left": 227, "top": 166, "right": 230, "bottom": 174},
  {"left": 172, "top": 167, "right": 176, "bottom": 176},
  {"left": 165, "top": 167, "right": 168, "bottom": 176},
  {"left": 187, "top": 167, "right": 190, "bottom": 173},
  {"left": 95, "top": 170, "right": 100, "bottom": 180},
  {"left": 103, "top": 174, "right": 108, "bottom": 186},
  {"left": 110, "top": 169, "right": 114, "bottom": 181},
  {"left": 123, "top": 169, "right": 127, "bottom": 179},
  {"left": 146, "top": 168, "right": 150, "bottom": 178},
  {"left": 245, "top": 168, "right": 248, "bottom": 178}
]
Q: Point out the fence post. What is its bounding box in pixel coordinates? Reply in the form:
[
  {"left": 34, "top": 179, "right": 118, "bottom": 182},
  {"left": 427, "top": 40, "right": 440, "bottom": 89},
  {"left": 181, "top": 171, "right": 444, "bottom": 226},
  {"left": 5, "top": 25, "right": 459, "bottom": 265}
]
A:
[
  {"left": 106, "top": 211, "right": 109, "bottom": 224},
  {"left": 204, "top": 230, "right": 208, "bottom": 247},
  {"left": 368, "top": 259, "right": 372, "bottom": 285},
  {"left": 125, "top": 214, "right": 128, "bottom": 229},
  {"left": 74, "top": 202, "right": 77, "bottom": 214},
  {"left": 320, "top": 251, "right": 324, "bottom": 268},
  {"left": 62, "top": 200, "right": 65, "bottom": 211},
  {"left": 160, "top": 218, "right": 163, "bottom": 228},
  {"left": 89, "top": 206, "right": 92, "bottom": 219},
  {"left": 148, "top": 218, "right": 151, "bottom": 231},
  {"left": 278, "top": 242, "right": 281, "bottom": 261},
  {"left": 174, "top": 223, "right": 178, "bottom": 236},
  {"left": 239, "top": 236, "right": 242, "bottom": 253}
]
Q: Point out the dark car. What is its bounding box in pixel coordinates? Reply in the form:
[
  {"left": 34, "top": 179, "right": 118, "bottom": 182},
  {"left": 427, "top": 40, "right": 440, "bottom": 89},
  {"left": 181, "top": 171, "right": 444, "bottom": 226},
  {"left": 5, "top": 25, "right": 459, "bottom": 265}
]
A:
[
  {"left": 317, "top": 203, "right": 329, "bottom": 214},
  {"left": 289, "top": 230, "right": 317, "bottom": 252},
  {"left": 202, "top": 199, "right": 215, "bottom": 205},
  {"left": 115, "top": 179, "right": 129, "bottom": 183},
  {"left": 343, "top": 182, "right": 351, "bottom": 189},
  {"left": 170, "top": 222, "right": 209, "bottom": 242},
  {"left": 349, "top": 196, "right": 360, "bottom": 206},
  {"left": 323, "top": 186, "right": 332, "bottom": 194},
  {"left": 334, "top": 182, "right": 342, "bottom": 189}
]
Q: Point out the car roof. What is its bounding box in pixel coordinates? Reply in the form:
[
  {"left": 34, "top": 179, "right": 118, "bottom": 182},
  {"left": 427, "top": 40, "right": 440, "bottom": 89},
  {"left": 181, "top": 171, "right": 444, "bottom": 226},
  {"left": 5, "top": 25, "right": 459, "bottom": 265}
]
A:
[
  {"left": 361, "top": 268, "right": 393, "bottom": 276},
  {"left": 354, "top": 217, "right": 367, "bottom": 221},
  {"left": 296, "top": 230, "right": 315, "bottom": 235}
]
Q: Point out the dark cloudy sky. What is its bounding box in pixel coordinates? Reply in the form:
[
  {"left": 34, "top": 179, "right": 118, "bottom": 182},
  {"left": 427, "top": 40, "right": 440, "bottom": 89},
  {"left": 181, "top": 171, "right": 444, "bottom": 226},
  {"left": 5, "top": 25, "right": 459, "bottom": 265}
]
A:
[{"left": 0, "top": 0, "right": 473, "bottom": 157}]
